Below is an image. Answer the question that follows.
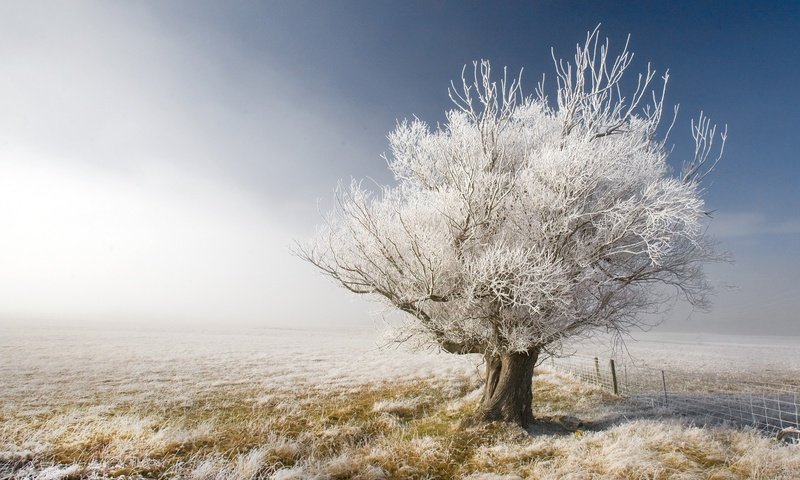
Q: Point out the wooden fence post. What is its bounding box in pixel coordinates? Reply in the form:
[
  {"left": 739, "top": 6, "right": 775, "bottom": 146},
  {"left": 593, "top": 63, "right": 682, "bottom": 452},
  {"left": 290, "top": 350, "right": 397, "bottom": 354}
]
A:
[
  {"left": 594, "top": 357, "right": 601, "bottom": 385},
  {"left": 609, "top": 359, "right": 619, "bottom": 395}
]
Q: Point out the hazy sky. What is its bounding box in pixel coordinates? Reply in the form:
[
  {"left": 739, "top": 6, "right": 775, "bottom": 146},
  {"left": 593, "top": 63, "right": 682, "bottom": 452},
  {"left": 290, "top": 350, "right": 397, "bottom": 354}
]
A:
[{"left": 1, "top": 1, "right": 798, "bottom": 334}]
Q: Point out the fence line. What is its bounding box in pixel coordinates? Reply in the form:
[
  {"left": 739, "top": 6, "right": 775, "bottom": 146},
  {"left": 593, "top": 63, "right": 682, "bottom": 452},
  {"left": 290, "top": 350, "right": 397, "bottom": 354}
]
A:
[{"left": 547, "top": 354, "right": 800, "bottom": 438}]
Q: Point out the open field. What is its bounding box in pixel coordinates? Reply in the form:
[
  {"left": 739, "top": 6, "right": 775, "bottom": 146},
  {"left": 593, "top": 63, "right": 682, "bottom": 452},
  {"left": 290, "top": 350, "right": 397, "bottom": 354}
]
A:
[{"left": 2, "top": 326, "right": 799, "bottom": 479}]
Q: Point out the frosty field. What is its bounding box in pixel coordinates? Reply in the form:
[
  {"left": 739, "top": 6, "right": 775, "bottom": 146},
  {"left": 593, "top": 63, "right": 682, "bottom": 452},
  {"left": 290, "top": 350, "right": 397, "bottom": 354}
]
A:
[{"left": 2, "top": 325, "right": 799, "bottom": 479}]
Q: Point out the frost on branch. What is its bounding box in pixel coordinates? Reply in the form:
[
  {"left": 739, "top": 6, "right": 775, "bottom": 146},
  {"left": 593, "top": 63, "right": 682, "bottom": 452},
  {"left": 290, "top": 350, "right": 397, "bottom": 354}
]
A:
[{"left": 296, "top": 28, "right": 727, "bottom": 359}]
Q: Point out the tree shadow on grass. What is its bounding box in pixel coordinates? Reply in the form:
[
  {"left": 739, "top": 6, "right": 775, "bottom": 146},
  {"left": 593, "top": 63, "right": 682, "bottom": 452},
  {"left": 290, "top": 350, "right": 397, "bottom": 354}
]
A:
[
  {"left": 526, "top": 395, "right": 702, "bottom": 436},
  {"left": 531, "top": 390, "right": 800, "bottom": 443}
]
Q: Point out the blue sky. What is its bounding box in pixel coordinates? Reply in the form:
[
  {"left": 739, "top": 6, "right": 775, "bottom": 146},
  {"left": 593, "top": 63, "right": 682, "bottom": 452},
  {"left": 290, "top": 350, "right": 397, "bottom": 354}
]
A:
[{"left": 0, "top": 1, "right": 797, "bottom": 333}]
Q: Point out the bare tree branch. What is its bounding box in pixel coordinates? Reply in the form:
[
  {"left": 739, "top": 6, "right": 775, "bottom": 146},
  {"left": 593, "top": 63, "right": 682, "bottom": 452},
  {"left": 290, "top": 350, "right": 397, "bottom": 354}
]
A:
[{"left": 299, "top": 26, "right": 727, "bottom": 359}]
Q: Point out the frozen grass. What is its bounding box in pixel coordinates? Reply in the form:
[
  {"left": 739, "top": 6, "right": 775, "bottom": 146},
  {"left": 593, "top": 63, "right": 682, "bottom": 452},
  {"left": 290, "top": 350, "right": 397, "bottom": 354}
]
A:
[{"left": 2, "top": 326, "right": 799, "bottom": 479}]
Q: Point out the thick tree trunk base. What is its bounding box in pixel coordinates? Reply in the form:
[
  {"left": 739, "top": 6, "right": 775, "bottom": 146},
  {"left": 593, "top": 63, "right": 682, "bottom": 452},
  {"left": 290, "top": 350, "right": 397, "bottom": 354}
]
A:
[{"left": 468, "top": 349, "right": 539, "bottom": 428}]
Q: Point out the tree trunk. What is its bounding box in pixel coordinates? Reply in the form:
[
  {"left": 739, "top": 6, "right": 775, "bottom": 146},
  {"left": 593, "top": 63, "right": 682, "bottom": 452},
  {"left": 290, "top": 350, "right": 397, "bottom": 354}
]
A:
[{"left": 473, "top": 349, "right": 539, "bottom": 427}]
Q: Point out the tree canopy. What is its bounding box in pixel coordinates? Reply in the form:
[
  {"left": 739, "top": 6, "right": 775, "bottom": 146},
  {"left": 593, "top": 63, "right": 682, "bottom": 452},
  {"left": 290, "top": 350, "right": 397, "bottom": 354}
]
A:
[{"left": 297, "top": 28, "right": 726, "bottom": 425}]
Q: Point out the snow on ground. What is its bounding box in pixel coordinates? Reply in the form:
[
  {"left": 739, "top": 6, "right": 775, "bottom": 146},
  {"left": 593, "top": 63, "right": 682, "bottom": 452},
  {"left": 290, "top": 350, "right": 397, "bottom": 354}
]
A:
[
  {"left": 0, "top": 324, "right": 481, "bottom": 411},
  {"left": 3, "top": 325, "right": 800, "bottom": 412}
]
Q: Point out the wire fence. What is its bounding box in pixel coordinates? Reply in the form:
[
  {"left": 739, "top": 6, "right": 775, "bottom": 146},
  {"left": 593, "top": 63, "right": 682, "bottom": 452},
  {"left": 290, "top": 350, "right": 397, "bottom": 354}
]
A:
[{"left": 547, "top": 354, "right": 800, "bottom": 440}]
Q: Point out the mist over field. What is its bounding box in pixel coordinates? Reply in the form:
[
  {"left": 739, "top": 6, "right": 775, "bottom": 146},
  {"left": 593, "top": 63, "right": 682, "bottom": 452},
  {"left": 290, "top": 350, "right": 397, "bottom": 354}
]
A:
[{"left": 2, "top": 1, "right": 800, "bottom": 479}]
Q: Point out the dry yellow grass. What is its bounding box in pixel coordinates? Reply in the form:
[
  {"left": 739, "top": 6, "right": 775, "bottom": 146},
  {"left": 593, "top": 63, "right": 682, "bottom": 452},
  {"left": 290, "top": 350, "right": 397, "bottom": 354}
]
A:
[{"left": 2, "top": 370, "right": 799, "bottom": 479}]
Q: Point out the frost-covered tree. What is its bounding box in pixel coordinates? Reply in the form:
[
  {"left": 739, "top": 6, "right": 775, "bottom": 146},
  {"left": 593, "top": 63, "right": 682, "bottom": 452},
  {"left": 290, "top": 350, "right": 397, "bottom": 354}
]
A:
[{"left": 297, "top": 28, "right": 726, "bottom": 427}]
